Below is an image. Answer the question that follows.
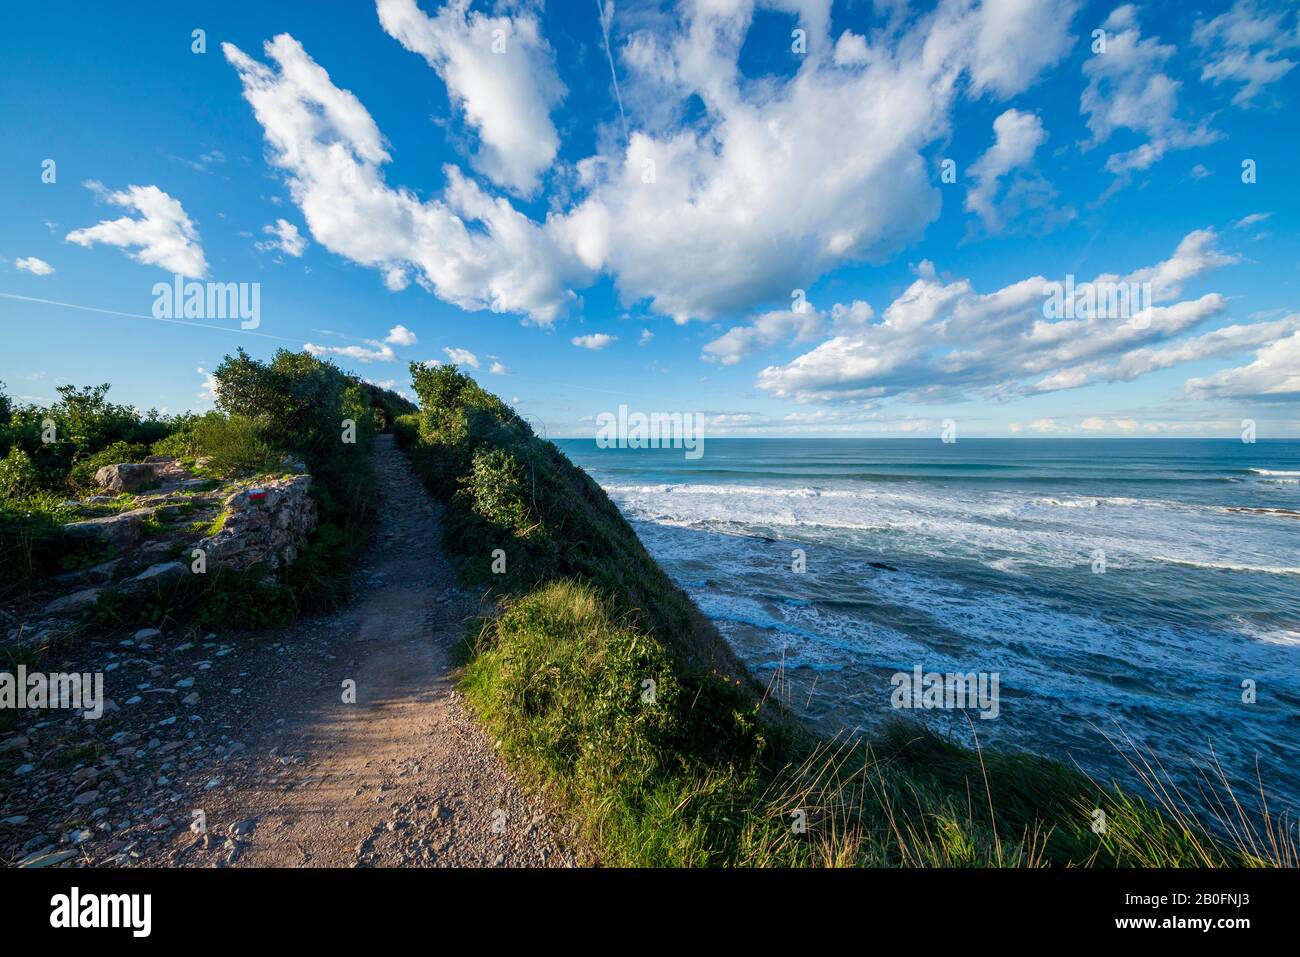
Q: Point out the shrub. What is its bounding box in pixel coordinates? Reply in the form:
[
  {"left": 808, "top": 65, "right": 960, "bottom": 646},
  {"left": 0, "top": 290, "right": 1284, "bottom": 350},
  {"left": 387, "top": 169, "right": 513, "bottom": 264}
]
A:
[
  {"left": 68, "top": 440, "right": 149, "bottom": 491},
  {"left": 0, "top": 447, "right": 38, "bottom": 499},
  {"left": 191, "top": 413, "right": 277, "bottom": 477},
  {"left": 461, "top": 448, "right": 535, "bottom": 537},
  {"left": 0, "top": 383, "right": 188, "bottom": 493}
]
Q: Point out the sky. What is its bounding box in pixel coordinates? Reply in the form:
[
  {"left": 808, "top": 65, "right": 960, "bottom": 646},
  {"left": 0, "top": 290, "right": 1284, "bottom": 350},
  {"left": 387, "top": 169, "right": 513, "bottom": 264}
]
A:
[{"left": 1, "top": 0, "right": 1297, "bottom": 438}]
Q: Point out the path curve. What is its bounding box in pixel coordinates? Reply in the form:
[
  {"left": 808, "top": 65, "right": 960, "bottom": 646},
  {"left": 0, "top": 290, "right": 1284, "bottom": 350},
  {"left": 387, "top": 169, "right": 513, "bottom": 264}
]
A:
[{"left": 144, "top": 434, "right": 576, "bottom": 867}]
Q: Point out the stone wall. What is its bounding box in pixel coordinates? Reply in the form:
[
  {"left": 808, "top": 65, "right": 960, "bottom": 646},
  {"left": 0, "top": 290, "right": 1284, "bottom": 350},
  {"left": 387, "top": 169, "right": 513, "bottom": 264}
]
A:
[{"left": 197, "top": 475, "right": 318, "bottom": 571}]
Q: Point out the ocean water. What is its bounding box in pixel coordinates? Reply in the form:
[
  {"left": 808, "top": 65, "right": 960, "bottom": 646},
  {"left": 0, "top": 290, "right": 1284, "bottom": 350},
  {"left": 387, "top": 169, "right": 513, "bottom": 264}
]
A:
[{"left": 556, "top": 438, "right": 1300, "bottom": 816}]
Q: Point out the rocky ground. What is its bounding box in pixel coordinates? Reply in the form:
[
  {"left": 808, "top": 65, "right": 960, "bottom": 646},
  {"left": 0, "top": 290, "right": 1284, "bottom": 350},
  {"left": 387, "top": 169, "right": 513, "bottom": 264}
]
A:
[
  {"left": 3, "top": 455, "right": 319, "bottom": 653},
  {"left": 0, "top": 435, "right": 579, "bottom": 868}
]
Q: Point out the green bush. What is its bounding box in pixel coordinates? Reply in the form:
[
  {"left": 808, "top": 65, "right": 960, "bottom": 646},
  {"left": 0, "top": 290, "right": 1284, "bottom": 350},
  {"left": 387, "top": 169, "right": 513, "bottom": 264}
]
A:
[
  {"left": 461, "top": 447, "right": 535, "bottom": 537},
  {"left": 0, "top": 382, "right": 187, "bottom": 493},
  {"left": 0, "top": 494, "right": 92, "bottom": 602},
  {"left": 68, "top": 440, "right": 149, "bottom": 491},
  {"left": 191, "top": 413, "right": 277, "bottom": 477},
  {"left": 0, "top": 354, "right": 410, "bottom": 616},
  {"left": 0, "top": 447, "right": 38, "bottom": 499}
]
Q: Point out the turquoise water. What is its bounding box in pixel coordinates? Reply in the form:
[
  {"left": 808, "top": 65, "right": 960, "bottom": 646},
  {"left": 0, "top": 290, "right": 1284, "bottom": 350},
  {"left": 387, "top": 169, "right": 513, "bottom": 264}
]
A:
[{"left": 557, "top": 438, "right": 1300, "bottom": 815}]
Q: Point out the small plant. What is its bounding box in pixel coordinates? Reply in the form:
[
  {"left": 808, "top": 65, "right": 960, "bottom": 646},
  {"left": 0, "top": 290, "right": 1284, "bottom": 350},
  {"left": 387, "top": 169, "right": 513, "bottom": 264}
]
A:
[
  {"left": 460, "top": 447, "right": 535, "bottom": 537},
  {"left": 0, "top": 447, "right": 38, "bottom": 499}
]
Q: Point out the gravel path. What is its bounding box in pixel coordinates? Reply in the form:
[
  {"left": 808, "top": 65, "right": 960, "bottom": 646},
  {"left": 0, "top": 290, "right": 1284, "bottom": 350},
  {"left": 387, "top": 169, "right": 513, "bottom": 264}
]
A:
[
  {"left": 158, "top": 434, "right": 577, "bottom": 868},
  {"left": 1, "top": 434, "right": 578, "bottom": 868}
]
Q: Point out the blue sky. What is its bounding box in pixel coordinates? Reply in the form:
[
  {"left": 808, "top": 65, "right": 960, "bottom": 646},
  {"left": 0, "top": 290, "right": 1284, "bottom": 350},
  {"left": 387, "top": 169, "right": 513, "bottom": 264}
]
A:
[{"left": 1, "top": 0, "right": 1297, "bottom": 437}]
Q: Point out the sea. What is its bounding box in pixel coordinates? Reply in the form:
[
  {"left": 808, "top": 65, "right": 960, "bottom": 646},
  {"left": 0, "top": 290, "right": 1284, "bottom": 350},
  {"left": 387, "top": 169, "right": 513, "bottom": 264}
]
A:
[{"left": 556, "top": 437, "right": 1300, "bottom": 817}]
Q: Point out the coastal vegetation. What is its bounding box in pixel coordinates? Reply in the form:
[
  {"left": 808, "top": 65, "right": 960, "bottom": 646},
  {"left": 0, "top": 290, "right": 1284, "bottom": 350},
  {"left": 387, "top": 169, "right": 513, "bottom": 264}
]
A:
[
  {"left": 0, "top": 352, "right": 414, "bottom": 629},
  {"left": 395, "top": 361, "right": 1292, "bottom": 868}
]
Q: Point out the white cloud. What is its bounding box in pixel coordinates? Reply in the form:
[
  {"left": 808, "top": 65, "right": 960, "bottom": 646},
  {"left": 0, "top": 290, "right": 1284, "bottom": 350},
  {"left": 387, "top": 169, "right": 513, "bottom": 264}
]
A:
[
  {"left": 66, "top": 182, "right": 207, "bottom": 277},
  {"left": 1017, "top": 416, "right": 1240, "bottom": 435},
  {"left": 965, "top": 108, "right": 1063, "bottom": 234},
  {"left": 489, "top": 361, "right": 508, "bottom": 374},
  {"left": 638, "top": 328, "right": 654, "bottom": 346},
  {"left": 303, "top": 341, "right": 396, "bottom": 362},
  {"left": 557, "top": 0, "right": 1076, "bottom": 322},
  {"left": 197, "top": 366, "right": 218, "bottom": 403},
  {"left": 1120, "top": 228, "right": 1240, "bottom": 300},
  {"left": 385, "top": 324, "right": 417, "bottom": 345},
  {"left": 1193, "top": 0, "right": 1298, "bottom": 107},
  {"left": 257, "top": 218, "right": 308, "bottom": 256},
  {"left": 969, "top": 0, "right": 1081, "bottom": 98},
  {"left": 443, "top": 346, "right": 479, "bottom": 367},
  {"left": 376, "top": 0, "right": 565, "bottom": 196},
  {"left": 224, "top": 3, "right": 1082, "bottom": 327},
  {"left": 15, "top": 256, "right": 54, "bottom": 275},
  {"left": 1080, "top": 5, "right": 1218, "bottom": 178},
  {"left": 1186, "top": 328, "right": 1300, "bottom": 400},
  {"left": 1025, "top": 313, "right": 1300, "bottom": 394},
  {"left": 571, "top": 333, "right": 616, "bottom": 350},
  {"left": 223, "top": 34, "right": 583, "bottom": 324},
  {"left": 1232, "top": 211, "right": 1271, "bottom": 229},
  {"left": 756, "top": 230, "right": 1251, "bottom": 404},
  {"left": 703, "top": 300, "right": 873, "bottom": 366}
]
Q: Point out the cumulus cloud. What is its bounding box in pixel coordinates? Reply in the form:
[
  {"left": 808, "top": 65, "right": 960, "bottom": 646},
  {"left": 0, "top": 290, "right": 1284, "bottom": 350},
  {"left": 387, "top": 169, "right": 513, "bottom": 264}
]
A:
[
  {"left": 1193, "top": 0, "right": 1298, "bottom": 107},
  {"left": 969, "top": 0, "right": 1081, "bottom": 98},
  {"left": 1080, "top": 5, "right": 1217, "bottom": 179},
  {"left": 385, "top": 324, "right": 417, "bottom": 345},
  {"left": 15, "top": 256, "right": 54, "bottom": 275},
  {"left": 555, "top": 0, "right": 1078, "bottom": 321},
  {"left": 1185, "top": 327, "right": 1300, "bottom": 400},
  {"left": 223, "top": 34, "right": 583, "bottom": 324},
  {"left": 964, "top": 108, "right": 1070, "bottom": 234},
  {"left": 489, "top": 361, "right": 508, "bottom": 374},
  {"left": 1120, "top": 228, "right": 1241, "bottom": 300},
  {"left": 443, "top": 346, "right": 479, "bottom": 367},
  {"left": 65, "top": 182, "right": 207, "bottom": 277},
  {"left": 197, "top": 366, "right": 219, "bottom": 403},
  {"left": 1024, "top": 313, "right": 1300, "bottom": 394},
  {"left": 571, "top": 333, "right": 616, "bottom": 350},
  {"left": 703, "top": 300, "right": 873, "bottom": 365},
  {"left": 223, "top": 1, "right": 1080, "bottom": 327},
  {"left": 756, "top": 229, "right": 1253, "bottom": 404},
  {"left": 257, "top": 218, "right": 308, "bottom": 257},
  {"left": 376, "top": 0, "right": 565, "bottom": 195}
]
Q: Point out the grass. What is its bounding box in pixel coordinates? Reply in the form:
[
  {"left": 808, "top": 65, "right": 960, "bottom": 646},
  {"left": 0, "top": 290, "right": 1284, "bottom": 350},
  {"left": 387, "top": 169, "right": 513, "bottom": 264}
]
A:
[
  {"left": 400, "top": 363, "right": 1295, "bottom": 869},
  {"left": 1, "top": 353, "right": 415, "bottom": 639}
]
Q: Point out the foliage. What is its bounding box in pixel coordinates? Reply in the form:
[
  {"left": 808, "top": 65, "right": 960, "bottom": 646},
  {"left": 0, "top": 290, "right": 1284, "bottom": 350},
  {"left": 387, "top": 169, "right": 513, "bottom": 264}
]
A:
[
  {"left": 0, "top": 380, "right": 184, "bottom": 494},
  {"left": 0, "top": 354, "right": 409, "bottom": 616},
  {"left": 399, "top": 363, "right": 1272, "bottom": 868},
  {"left": 67, "top": 440, "right": 149, "bottom": 491},
  {"left": 0, "top": 447, "right": 39, "bottom": 499},
  {"left": 460, "top": 447, "right": 535, "bottom": 537}
]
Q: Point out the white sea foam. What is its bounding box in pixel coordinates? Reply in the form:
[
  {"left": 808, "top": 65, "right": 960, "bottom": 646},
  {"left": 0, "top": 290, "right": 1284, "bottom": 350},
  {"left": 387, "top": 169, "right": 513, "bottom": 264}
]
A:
[
  {"left": 1153, "top": 556, "right": 1300, "bottom": 576},
  {"left": 606, "top": 478, "right": 1297, "bottom": 577}
]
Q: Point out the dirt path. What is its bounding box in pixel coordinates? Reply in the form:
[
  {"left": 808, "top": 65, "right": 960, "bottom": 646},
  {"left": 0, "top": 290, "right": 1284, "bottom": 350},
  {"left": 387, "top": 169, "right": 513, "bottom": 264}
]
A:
[
  {"left": 0, "top": 436, "right": 574, "bottom": 868},
  {"left": 114, "top": 435, "right": 575, "bottom": 867}
]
